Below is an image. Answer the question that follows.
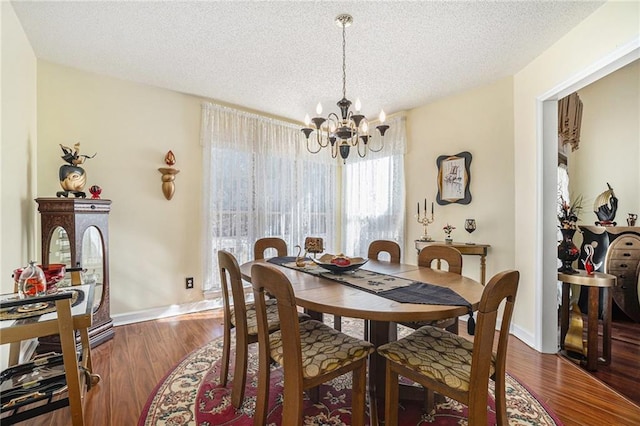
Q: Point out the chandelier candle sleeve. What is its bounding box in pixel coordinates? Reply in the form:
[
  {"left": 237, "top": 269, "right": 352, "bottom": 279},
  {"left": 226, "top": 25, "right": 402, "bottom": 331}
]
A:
[{"left": 300, "top": 13, "right": 390, "bottom": 162}]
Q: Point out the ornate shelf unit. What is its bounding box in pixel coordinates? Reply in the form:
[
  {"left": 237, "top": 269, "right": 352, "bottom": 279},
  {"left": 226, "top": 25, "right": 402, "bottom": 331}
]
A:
[{"left": 36, "top": 197, "right": 114, "bottom": 347}]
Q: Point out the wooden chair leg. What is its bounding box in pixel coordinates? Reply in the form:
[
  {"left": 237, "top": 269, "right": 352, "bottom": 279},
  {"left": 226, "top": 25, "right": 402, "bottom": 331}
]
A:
[
  {"left": 254, "top": 347, "right": 270, "bottom": 426},
  {"left": 282, "top": 388, "right": 304, "bottom": 426},
  {"left": 468, "top": 395, "right": 488, "bottom": 426},
  {"left": 220, "top": 326, "right": 231, "bottom": 387},
  {"left": 308, "top": 385, "right": 320, "bottom": 403},
  {"left": 494, "top": 376, "right": 508, "bottom": 426},
  {"left": 445, "top": 317, "right": 459, "bottom": 334},
  {"left": 385, "top": 364, "right": 399, "bottom": 426},
  {"left": 231, "top": 336, "right": 248, "bottom": 408},
  {"left": 424, "top": 387, "right": 435, "bottom": 413},
  {"left": 363, "top": 320, "right": 369, "bottom": 341},
  {"left": 351, "top": 361, "right": 367, "bottom": 426},
  {"left": 334, "top": 314, "right": 342, "bottom": 331}
]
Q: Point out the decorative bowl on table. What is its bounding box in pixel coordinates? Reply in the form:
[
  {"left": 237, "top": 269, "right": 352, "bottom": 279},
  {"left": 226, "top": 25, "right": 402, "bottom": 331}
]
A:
[
  {"left": 311, "top": 254, "right": 368, "bottom": 274},
  {"left": 13, "top": 263, "right": 66, "bottom": 293}
]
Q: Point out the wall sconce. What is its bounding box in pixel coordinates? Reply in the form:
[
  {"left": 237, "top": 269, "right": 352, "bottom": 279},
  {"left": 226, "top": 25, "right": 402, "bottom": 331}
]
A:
[{"left": 158, "top": 150, "right": 180, "bottom": 200}]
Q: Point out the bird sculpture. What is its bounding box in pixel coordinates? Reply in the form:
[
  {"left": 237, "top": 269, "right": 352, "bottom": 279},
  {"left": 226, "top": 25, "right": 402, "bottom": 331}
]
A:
[{"left": 593, "top": 183, "right": 618, "bottom": 226}]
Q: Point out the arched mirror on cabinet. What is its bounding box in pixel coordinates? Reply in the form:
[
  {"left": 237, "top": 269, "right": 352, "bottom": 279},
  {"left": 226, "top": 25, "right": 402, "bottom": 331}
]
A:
[{"left": 36, "top": 197, "right": 114, "bottom": 350}]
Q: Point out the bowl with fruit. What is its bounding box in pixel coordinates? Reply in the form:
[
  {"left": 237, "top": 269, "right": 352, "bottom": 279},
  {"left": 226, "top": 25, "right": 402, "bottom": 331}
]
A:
[{"left": 311, "top": 253, "right": 368, "bottom": 274}]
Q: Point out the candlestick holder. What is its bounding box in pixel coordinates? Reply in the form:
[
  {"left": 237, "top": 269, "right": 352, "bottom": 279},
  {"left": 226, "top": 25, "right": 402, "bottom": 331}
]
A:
[{"left": 415, "top": 212, "right": 435, "bottom": 241}]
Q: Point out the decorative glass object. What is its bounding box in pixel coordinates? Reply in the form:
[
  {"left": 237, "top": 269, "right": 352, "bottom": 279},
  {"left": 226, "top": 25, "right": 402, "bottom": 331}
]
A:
[
  {"left": 17, "top": 261, "right": 47, "bottom": 299},
  {"left": 557, "top": 229, "right": 580, "bottom": 274},
  {"left": 89, "top": 185, "right": 102, "bottom": 199},
  {"left": 464, "top": 219, "right": 476, "bottom": 244}
]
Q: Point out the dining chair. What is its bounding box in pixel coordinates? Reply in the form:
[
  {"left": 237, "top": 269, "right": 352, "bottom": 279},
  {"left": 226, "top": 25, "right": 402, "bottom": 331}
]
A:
[
  {"left": 360, "top": 240, "right": 402, "bottom": 339},
  {"left": 378, "top": 269, "right": 520, "bottom": 426},
  {"left": 251, "top": 263, "right": 374, "bottom": 426},
  {"left": 253, "top": 237, "right": 288, "bottom": 260},
  {"left": 399, "top": 244, "right": 463, "bottom": 334},
  {"left": 218, "top": 250, "right": 306, "bottom": 409},
  {"left": 368, "top": 239, "right": 401, "bottom": 263}
]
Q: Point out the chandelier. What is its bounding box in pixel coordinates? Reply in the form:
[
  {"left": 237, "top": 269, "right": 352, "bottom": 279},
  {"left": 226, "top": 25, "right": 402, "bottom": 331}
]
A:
[{"left": 301, "top": 14, "right": 389, "bottom": 162}]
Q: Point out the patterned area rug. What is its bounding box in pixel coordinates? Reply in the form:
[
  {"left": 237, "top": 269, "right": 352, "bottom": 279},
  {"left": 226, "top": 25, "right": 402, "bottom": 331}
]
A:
[{"left": 138, "top": 318, "right": 562, "bottom": 425}]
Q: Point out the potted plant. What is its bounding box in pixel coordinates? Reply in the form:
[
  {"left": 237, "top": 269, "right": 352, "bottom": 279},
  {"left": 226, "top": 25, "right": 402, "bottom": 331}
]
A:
[{"left": 443, "top": 224, "right": 456, "bottom": 244}]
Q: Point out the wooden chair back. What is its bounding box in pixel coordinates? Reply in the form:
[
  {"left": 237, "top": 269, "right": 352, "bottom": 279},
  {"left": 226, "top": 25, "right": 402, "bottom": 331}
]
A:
[
  {"left": 368, "top": 240, "right": 401, "bottom": 263},
  {"left": 251, "top": 263, "right": 305, "bottom": 423},
  {"left": 418, "top": 245, "right": 463, "bottom": 274},
  {"left": 254, "top": 237, "right": 288, "bottom": 260},
  {"left": 382, "top": 270, "right": 519, "bottom": 426},
  {"left": 217, "top": 250, "right": 252, "bottom": 407},
  {"left": 251, "top": 263, "right": 369, "bottom": 426},
  {"left": 218, "top": 250, "right": 249, "bottom": 330},
  {"left": 469, "top": 270, "right": 519, "bottom": 419},
  {"left": 251, "top": 263, "right": 304, "bottom": 378}
]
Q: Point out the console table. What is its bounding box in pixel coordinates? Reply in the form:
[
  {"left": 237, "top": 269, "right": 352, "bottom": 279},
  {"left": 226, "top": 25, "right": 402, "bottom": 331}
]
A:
[
  {"left": 558, "top": 270, "right": 616, "bottom": 371},
  {"left": 0, "top": 284, "right": 99, "bottom": 425},
  {"left": 415, "top": 240, "right": 490, "bottom": 284}
]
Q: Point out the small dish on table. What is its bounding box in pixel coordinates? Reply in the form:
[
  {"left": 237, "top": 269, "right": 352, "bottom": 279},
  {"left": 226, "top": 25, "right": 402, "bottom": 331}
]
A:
[{"left": 311, "top": 254, "right": 368, "bottom": 274}]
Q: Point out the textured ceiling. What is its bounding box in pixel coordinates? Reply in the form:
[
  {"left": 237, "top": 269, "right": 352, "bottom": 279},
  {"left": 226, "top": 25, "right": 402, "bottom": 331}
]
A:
[{"left": 11, "top": 1, "right": 605, "bottom": 123}]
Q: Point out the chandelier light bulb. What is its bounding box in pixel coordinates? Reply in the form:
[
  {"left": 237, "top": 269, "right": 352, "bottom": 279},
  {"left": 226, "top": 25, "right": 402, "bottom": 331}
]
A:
[
  {"left": 316, "top": 102, "right": 323, "bottom": 115},
  {"left": 379, "top": 110, "right": 386, "bottom": 123},
  {"left": 362, "top": 121, "right": 368, "bottom": 133},
  {"left": 304, "top": 114, "right": 311, "bottom": 126},
  {"left": 355, "top": 98, "right": 361, "bottom": 112}
]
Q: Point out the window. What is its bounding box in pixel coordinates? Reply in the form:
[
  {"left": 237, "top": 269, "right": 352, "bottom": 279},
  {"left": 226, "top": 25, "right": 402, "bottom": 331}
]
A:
[
  {"left": 341, "top": 115, "right": 407, "bottom": 257},
  {"left": 201, "top": 103, "right": 338, "bottom": 293}
]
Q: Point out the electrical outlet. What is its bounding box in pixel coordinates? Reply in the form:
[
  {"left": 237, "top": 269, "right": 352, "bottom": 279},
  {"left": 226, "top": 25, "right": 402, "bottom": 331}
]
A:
[{"left": 185, "top": 277, "right": 194, "bottom": 289}]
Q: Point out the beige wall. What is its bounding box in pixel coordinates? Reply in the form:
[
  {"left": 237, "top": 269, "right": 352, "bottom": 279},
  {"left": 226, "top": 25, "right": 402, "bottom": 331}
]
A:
[
  {"left": 1, "top": 2, "right": 38, "bottom": 294},
  {"left": 405, "top": 77, "right": 515, "bottom": 284},
  {"left": 569, "top": 60, "right": 640, "bottom": 220},
  {"left": 37, "top": 62, "right": 204, "bottom": 316},
  {"left": 514, "top": 1, "right": 639, "bottom": 350}
]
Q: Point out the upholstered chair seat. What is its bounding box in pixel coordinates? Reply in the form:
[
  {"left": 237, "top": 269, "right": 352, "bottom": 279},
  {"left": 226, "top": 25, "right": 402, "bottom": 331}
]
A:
[
  {"left": 378, "top": 325, "right": 497, "bottom": 392},
  {"left": 268, "top": 319, "right": 373, "bottom": 379},
  {"left": 231, "top": 299, "right": 308, "bottom": 336}
]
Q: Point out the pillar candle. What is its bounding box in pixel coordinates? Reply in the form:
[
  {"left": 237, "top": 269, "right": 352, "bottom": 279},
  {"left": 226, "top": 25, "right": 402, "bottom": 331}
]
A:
[{"left": 424, "top": 198, "right": 427, "bottom": 212}]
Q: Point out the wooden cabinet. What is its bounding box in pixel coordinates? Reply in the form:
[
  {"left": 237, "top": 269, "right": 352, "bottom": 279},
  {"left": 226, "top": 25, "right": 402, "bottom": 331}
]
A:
[
  {"left": 579, "top": 225, "right": 640, "bottom": 322},
  {"left": 36, "top": 197, "right": 114, "bottom": 347}
]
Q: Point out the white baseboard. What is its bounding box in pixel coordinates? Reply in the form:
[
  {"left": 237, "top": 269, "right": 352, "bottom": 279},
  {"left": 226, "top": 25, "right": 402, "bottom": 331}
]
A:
[
  {"left": 511, "top": 322, "right": 537, "bottom": 351},
  {"left": 112, "top": 299, "right": 223, "bottom": 327}
]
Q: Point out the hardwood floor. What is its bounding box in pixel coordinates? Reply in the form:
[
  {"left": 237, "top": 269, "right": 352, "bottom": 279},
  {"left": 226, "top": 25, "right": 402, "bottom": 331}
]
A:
[
  {"left": 11, "top": 310, "right": 640, "bottom": 425},
  {"left": 586, "top": 317, "right": 640, "bottom": 405}
]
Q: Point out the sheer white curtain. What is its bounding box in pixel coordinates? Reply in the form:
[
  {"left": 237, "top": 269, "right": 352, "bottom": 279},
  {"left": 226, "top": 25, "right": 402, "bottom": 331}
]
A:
[
  {"left": 200, "top": 103, "right": 338, "bottom": 293},
  {"left": 342, "top": 115, "right": 407, "bottom": 257}
]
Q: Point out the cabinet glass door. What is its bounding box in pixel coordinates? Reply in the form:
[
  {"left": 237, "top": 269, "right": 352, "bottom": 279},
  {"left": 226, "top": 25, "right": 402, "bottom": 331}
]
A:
[{"left": 82, "top": 226, "right": 103, "bottom": 309}]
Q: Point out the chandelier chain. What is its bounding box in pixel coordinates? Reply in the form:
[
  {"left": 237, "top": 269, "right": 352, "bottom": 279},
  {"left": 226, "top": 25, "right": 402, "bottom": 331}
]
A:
[{"left": 342, "top": 21, "right": 347, "bottom": 100}]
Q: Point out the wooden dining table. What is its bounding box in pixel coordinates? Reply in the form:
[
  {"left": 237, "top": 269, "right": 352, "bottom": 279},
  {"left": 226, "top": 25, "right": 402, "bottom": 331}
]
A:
[{"left": 239, "top": 258, "right": 484, "bottom": 424}]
